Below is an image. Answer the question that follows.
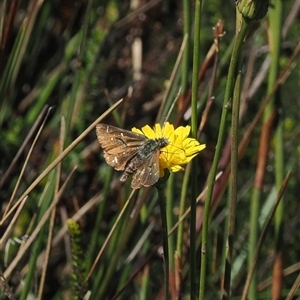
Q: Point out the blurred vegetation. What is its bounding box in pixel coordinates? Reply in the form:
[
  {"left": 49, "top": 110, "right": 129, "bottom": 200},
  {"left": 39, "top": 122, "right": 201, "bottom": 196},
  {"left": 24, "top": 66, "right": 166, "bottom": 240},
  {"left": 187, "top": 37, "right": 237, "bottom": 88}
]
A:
[{"left": 0, "top": 0, "right": 299, "bottom": 299}]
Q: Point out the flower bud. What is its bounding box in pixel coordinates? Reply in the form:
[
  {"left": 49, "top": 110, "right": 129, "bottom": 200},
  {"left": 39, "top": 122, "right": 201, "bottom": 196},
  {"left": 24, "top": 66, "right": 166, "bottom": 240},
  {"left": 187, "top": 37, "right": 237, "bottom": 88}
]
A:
[{"left": 236, "top": 0, "right": 269, "bottom": 20}]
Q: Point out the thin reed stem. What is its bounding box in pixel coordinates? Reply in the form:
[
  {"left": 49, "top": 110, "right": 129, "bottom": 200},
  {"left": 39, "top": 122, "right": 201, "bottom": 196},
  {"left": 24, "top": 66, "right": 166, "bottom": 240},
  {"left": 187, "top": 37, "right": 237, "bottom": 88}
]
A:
[
  {"left": 157, "top": 183, "right": 170, "bottom": 299},
  {"left": 191, "top": 0, "right": 203, "bottom": 298},
  {"left": 200, "top": 14, "right": 250, "bottom": 300}
]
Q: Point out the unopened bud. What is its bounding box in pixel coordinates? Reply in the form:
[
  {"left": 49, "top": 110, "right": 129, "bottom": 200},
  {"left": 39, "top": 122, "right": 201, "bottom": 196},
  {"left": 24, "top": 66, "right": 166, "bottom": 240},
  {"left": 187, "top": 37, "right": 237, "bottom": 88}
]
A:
[{"left": 236, "top": 0, "right": 269, "bottom": 20}]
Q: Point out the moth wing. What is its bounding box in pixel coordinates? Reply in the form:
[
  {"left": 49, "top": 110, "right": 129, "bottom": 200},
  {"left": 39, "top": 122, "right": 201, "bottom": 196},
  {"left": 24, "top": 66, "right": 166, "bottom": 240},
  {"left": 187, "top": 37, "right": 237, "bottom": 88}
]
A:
[
  {"left": 96, "top": 124, "right": 146, "bottom": 151},
  {"left": 131, "top": 151, "right": 160, "bottom": 189},
  {"left": 96, "top": 124, "right": 147, "bottom": 171},
  {"left": 103, "top": 148, "right": 137, "bottom": 171}
]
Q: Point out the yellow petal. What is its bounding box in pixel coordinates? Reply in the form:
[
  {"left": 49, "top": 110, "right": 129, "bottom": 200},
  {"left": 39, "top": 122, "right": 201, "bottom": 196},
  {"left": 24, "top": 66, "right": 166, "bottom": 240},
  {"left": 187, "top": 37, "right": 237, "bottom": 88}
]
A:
[
  {"left": 141, "top": 125, "right": 156, "bottom": 138},
  {"left": 132, "top": 127, "right": 143, "bottom": 134}
]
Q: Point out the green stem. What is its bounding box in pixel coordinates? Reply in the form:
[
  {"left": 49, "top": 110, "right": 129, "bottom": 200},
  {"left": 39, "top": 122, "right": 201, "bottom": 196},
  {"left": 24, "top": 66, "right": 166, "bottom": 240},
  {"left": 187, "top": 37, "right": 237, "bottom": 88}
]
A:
[
  {"left": 190, "top": 0, "right": 202, "bottom": 298},
  {"left": 222, "top": 62, "right": 242, "bottom": 300},
  {"left": 157, "top": 183, "right": 170, "bottom": 299},
  {"left": 269, "top": 0, "right": 284, "bottom": 298},
  {"left": 176, "top": 163, "right": 191, "bottom": 258},
  {"left": 248, "top": 187, "right": 260, "bottom": 299},
  {"left": 182, "top": 0, "right": 191, "bottom": 93},
  {"left": 199, "top": 16, "right": 250, "bottom": 300},
  {"left": 268, "top": 0, "right": 283, "bottom": 237},
  {"left": 166, "top": 173, "right": 175, "bottom": 270}
]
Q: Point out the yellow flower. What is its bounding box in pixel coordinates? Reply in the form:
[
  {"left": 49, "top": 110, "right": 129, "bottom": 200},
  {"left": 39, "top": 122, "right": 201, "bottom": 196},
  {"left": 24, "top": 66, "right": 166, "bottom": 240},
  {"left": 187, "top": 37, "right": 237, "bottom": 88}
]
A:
[{"left": 132, "top": 122, "right": 206, "bottom": 177}]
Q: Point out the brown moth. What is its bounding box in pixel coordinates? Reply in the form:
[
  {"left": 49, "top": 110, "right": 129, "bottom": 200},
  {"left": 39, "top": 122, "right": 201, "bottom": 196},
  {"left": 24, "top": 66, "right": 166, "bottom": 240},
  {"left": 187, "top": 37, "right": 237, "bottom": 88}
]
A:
[{"left": 96, "top": 124, "right": 169, "bottom": 189}]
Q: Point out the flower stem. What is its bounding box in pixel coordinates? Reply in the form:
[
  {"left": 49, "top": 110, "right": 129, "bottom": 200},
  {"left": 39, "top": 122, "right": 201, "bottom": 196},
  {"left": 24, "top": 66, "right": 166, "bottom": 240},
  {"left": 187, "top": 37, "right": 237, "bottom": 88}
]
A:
[
  {"left": 191, "top": 0, "right": 202, "bottom": 298},
  {"left": 156, "top": 183, "right": 170, "bottom": 299},
  {"left": 199, "top": 15, "right": 250, "bottom": 300},
  {"left": 182, "top": 0, "right": 191, "bottom": 93}
]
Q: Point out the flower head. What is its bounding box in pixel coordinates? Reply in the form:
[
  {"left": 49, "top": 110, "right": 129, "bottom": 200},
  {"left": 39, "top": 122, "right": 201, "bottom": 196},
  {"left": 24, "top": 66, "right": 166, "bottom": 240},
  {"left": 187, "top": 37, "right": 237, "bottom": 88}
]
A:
[{"left": 132, "top": 122, "right": 206, "bottom": 177}]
